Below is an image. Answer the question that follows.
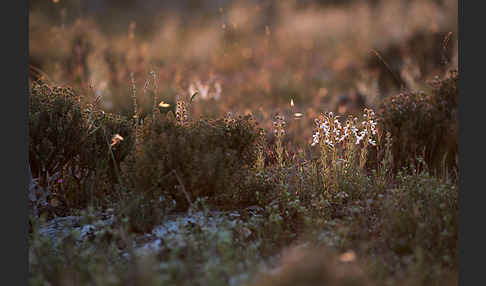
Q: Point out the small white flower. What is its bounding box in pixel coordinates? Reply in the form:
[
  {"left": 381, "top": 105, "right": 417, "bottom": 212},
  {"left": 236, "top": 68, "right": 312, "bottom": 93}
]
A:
[
  {"left": 334, "top": 128, "right": 341, "bottom": 136},
  {"left": 334, "top": 119, "right": 342, "bottom": 129},
  {"left": 311, "top": 132, "right": 320, "bottom": 146},
  {"left": 212, "top": 82, "right": 222, "bottom": 101},
  {"left": 355, "top": 133, "right": 365, "bottom": 145},
  {"left": 196, "top": 80, "right": 210, "bottom": 100}
]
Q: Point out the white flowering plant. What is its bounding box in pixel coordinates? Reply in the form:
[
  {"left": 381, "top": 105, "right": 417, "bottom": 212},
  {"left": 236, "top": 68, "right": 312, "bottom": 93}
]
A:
[{"left": 311, "top": 108, "right": 379, "bottom": 196}]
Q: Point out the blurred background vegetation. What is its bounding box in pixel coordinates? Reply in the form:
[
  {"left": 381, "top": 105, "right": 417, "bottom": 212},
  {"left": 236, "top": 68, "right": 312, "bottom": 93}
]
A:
[{"left": 29, "top": 0, "right": 458, "bottom": 148}]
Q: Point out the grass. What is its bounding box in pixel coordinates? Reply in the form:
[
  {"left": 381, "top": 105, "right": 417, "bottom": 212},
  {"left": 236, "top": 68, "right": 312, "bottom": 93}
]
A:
[{"left": 28, "top": 1, "right": 458, "bottom": 285}]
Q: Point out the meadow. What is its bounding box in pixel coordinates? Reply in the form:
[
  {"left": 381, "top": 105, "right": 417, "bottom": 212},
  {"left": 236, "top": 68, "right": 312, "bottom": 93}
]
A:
[{"left": 28, "top": 0, "right": 458, "bottom": 285}]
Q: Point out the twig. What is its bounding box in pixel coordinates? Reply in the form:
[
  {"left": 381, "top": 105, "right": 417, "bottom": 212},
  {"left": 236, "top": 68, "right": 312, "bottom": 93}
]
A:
[
  {"left": 171, "top": 169, "right": 193, "bottom": 210},
  {"left": 370, "top": 49, "right": 407, "bottom": 90},
  {"left": 105, "top": 129, "right": 122, "bottom": 185},
  {"left": 29, "top": 65, "right": 52, "bottom": 83},
  {"left": 441, "top": 32, "right": 453, "bottom": 66}
]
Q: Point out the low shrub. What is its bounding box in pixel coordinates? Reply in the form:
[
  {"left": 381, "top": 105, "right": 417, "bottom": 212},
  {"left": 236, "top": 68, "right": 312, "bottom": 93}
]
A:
[
  {"left": 29, "top": 81, "right": 135, "bottom": 211},
  {"left": 379, "top": 70, "right": 458, "bottom": 175},
  {"left": 380, "top": 167, "right": 458, "bottom": 268},
  {"left": 133, "top": 111, "right": 262, "bottom": 210},
  {"left": 29, "top": 82, "right": 84, "bottom": 186}
]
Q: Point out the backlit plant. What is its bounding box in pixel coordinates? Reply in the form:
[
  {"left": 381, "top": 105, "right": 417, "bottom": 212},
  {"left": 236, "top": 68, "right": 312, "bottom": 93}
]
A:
[
  {"left": 273, "top": 113, "right": 286, "bottom": 169},
  {"left": 311, "top": 109, "right": 378, "bottom": 197},
  {"left": 29, "top": 80, "right": 134, "bottom": 212}
]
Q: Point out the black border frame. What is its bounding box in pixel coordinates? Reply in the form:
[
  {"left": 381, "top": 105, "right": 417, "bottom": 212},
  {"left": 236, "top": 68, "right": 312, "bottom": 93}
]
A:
[{"left": 4, "top": 0, "right": 28, "bottom": 284}]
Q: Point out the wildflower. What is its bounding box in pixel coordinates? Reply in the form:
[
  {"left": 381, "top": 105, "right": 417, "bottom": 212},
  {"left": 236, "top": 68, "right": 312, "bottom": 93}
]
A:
[
  {"left": 196, "top": 80, "right": 210, "bottom": 100},
  {"left": 143, "top": 79, "right": 150, "bottom": 93},
  {"left": 273, "top": 113, "right": 286, "bottom": 168},
  {"left": 320, "top": 122, "right": 330, "bottom": 137},
  {"left": 273, "top": 114, "right": 286, "bottom": 138},
  {"left": 224, "top": 112, "right": 235, "bottom": 129},
  {"left": 214, "top": 81, "right": 222, "bottom": 100},
  {"left": 175, "top": 99, "right": 188, "bottom": 125},
  {"left": 338, "top": 134, "right": 347, "bottom": 143},
  {"left": 111, "top": 134, "right": 124, "bottom": 147},
  {"left": 293, "top": 112, "right": 304, "bottom": 119},
  {"left": 334, "top": 119, "right": 342, "bottom": 130},
  {"left": 334, "top": 128, "right": 341, "bottom": 137},
  {"left": 355, "top": 130, "right": 366, "bottom": 145},
  {"left": 370, "top": 120, "right": 378, "bottom": 135},
  {"left": 159, "top": 101, "right": 170, "bottom": 108},
  {"left": 311, "top": 132, "right": 320, "bottom": 146}
]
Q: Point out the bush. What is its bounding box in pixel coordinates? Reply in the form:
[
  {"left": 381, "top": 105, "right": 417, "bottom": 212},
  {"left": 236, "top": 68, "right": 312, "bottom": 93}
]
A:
[
  {"left": 133, "top": 112, "right": 261, "bottom": 210},
  {"left": 29, "top": 81, "right": 135, "bottom": 211},
  {"left": 29, "top": 82, "right": 84, "bottom": 185},
  {"left": 379, "top": 70, "right": 458, "bottom": 175}
]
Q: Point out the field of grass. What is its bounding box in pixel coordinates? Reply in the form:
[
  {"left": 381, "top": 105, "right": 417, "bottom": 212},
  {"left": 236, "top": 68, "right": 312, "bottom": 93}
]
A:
[{"left": 28, "top": 0, "right": 458, "bottom": 285}]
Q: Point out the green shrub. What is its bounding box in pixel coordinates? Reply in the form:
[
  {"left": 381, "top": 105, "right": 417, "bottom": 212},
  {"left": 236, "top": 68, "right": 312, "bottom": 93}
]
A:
[
  {"left": 29, "top": 82, "right": 84, "bottom": 186},
  {"left": 379, "top": 70, "right": 458, "bottom": 175},
  {"left": 29, "top": 81, "right": 135, "bottom": 211},
  {"left": 134, "top": 112, "right": 261, "bottom": 210},
  {"left": 78, "top": 112, "right": 135, "bottom": 181}
]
